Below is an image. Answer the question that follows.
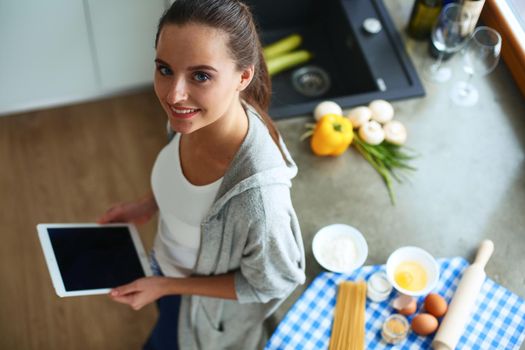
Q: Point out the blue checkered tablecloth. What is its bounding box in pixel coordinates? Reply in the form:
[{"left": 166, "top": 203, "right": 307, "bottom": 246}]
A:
[{"left": 265, "top": 257, "right": 525, "bottom": 350}]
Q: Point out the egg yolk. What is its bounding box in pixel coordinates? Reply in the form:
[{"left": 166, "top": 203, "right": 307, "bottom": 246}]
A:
[{"left": 394, "top": 261, "right": 427, "bottom": 291}]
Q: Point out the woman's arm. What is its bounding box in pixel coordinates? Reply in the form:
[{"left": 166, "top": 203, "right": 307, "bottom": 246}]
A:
[
  {"left": 168, "top": 273, "right": 237, "bottom": 300},
  {"left": 109, "top": 273, "right": 237, "bottom": 310}
]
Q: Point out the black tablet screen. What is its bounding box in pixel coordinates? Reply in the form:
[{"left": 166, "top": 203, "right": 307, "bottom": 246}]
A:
[{"left": 48, "top": 226, "right": 146, "bottom": 291}]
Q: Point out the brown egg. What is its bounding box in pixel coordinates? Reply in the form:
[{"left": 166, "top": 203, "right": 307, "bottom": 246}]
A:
[
  {"left": 411, "top": 313, "right": 439, "bottom": 336},
  {"left": 424, "top": 293, "right": 448, "bottom": 318}
]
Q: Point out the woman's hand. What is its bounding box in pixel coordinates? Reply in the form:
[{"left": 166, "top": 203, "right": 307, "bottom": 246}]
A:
[
  {"left": 97, "top": 192, "right": 158, "bottom": 225},
  {"left": 110, "top": 274, "right": 238, "bottom": 309},
  {"left": 109, "top": 276, "right": 170, "bottom": 310}
]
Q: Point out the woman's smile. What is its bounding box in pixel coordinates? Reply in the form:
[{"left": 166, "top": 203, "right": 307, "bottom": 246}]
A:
[{"left": 169, "top": 105, "right": 202, "bottom": 119}]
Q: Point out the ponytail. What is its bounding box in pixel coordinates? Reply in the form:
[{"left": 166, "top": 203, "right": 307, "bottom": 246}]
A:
[{"left": 240, "top": 21, "right": 285, "bottom": 159}]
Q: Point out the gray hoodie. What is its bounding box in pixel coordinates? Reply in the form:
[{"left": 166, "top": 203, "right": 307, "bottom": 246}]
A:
[{"left": 176, "top": 105, "right": 306, "bottom": 349}]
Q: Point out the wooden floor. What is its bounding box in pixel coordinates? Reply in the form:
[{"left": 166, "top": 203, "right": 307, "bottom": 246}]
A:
[{"left": 0, "top": 90, "right": 168, "bottom": 349}]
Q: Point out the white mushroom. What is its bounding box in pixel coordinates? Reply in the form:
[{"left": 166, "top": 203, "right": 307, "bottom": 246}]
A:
[
  {"left": 369, "top": 99, "right": 394, "bottom": 124},
  {"left": 313, "top": 101, "right": 343, "bottom": 121},
  {"left": 347, "top": 106, "right": 372, "bottom": 129},
  {"left": 359, "top": 120, "right": 385, "bottom": 145},
  {"left": 383, "top": 120, "right": 407, "bottom": 146}
]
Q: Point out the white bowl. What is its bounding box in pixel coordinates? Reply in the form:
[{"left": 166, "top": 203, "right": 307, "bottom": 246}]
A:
[
  {"left": 386, "top": 246, "right": 440, "bottom": 296},
  {"left": 312, "top": 224, "right": 368, "bottom": 273}
]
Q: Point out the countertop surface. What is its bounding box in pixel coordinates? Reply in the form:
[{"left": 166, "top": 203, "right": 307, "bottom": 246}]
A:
[{"left": 271, "top": 0, "right": 525, "bottom": 329}]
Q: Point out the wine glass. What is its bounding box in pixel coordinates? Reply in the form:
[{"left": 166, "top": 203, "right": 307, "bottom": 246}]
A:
[
  {"left": 423, "top": 3, "right": 472, "bottom": 83},
  {"left": 451, "top": 26, "right": 502, "bottom": 106}
]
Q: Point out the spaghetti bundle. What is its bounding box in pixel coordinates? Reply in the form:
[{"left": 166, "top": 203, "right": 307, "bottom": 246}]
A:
[{"left": 329, "top": 281, "right": 367, "bottom": 350}]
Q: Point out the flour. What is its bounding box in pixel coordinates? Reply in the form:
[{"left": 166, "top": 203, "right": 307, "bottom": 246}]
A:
[{"left": 319, "top": 235, "right": 358, "bottom": 271}]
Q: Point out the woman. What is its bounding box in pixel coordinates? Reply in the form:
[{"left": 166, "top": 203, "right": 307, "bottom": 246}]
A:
[{"left": 98, "top": 0, "right": 305, "bottom": 349}]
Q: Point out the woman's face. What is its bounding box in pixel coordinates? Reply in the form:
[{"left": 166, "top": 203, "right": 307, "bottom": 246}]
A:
[{"left": 154, "top": 23, "right": 252, "bottom": 135}]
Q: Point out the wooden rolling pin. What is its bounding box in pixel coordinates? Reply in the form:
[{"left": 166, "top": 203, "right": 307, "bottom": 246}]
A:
[{"left": 432, "top": 240, "right": 494, "bottom": 350}]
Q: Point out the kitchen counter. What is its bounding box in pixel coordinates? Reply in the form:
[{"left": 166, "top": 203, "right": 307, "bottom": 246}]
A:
[{"left": 271, "top": 0, "right": 525, "bottom": 331}]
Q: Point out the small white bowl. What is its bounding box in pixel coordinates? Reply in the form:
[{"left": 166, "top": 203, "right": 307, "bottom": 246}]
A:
[
  {"left": 386, "top": 246, "right": 440, "bottom": 296},
  {"left": 312, "top": 224, "right": 368, "bottom": 273}
]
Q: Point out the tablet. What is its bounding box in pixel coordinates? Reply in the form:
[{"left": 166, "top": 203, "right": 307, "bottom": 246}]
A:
[{"left": 37, "top": 223, "right": 152, "bottom": 297}]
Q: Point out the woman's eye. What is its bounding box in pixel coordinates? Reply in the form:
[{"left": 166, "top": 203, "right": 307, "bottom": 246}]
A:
[
  {"left": 157, "top": 65, "right": 172, "bottom": 76},
  {"left": 193, "top": 72, "right": 211, "bottom": 82}
]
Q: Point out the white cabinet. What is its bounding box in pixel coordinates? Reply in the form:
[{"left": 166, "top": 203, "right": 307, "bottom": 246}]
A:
[
  {"left": 86, "top": 0, "right": 165, "bottom": 90},
  {"left": 0, "top": 0, "right": 98, "bottom": 114},
  {"left": 0, "top": 0, "right": 166, "bottom": 116}
]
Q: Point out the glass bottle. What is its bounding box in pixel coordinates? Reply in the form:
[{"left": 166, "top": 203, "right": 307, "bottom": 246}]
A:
[
  {"left": 462, "top": 0, "right": 486, "bottom": 33},
  {"left": 407, "top": 0, "right": 443, "bottom": 40}
]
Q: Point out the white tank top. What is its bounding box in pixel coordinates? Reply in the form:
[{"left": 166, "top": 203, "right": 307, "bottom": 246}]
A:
[{"left": 151, "top": 133, "right": 222, "bottom": 277}]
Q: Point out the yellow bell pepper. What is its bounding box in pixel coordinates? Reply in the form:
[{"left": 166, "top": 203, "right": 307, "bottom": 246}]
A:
[{"left": 311, "top": 114, "right": 354, "bottom": 156}]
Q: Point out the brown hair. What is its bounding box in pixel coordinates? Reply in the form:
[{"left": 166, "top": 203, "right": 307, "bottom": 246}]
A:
[{"left": 155, "top": 0, "right": 284, "bottom": 157}]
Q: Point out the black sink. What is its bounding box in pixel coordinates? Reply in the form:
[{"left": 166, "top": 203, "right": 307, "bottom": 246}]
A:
[{"left": 245, "top": 0, "right": 425, "bottom": 119}]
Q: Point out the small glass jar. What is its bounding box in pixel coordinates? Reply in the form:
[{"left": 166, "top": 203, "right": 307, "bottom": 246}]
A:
[
  {"left": 367, "top": 271, "right": 393, "bottom": 302},
  {"left": 381, "top": 314, "right": 409, "bottom": 344}
]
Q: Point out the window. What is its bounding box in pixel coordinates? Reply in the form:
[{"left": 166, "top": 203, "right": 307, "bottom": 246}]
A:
[
  {"left": 506, "top": 0, "right": 524, "bottom": 28},
  {"left": 481, "top": 0, "right": 525, "bottom": 97}
]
